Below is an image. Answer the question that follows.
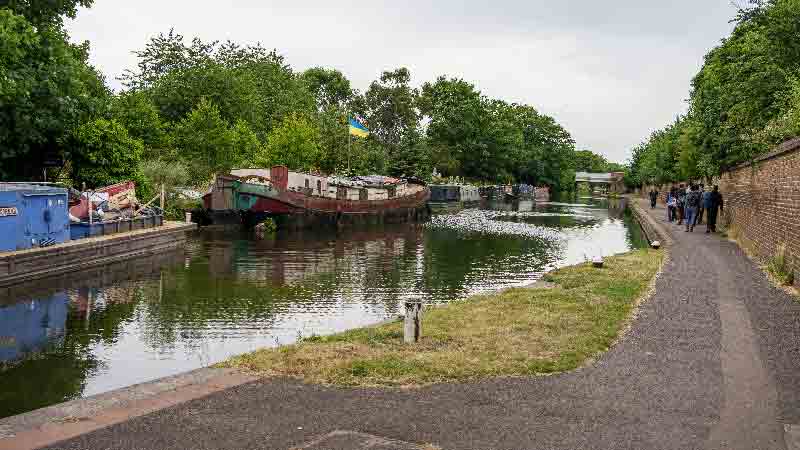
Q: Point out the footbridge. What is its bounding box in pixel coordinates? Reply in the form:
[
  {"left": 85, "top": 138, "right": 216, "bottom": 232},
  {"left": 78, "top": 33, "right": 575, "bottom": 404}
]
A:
[{"left": 575, "top": 172, "right": 625, "bottom": 194}]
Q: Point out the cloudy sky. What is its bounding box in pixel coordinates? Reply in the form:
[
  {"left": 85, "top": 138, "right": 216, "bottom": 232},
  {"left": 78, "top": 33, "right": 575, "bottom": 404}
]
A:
[{"left": 66, "top": 1, "right": 738, "bottom": 163}]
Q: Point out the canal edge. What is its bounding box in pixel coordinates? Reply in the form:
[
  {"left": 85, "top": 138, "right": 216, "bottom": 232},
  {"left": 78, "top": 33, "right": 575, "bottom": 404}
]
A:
[
  {"left": 0, "top": 367, "right": 259, "bottom": 450},
  {"left": 580, "top": 198, "right": 673, "bottom": 369},
  {"left": 618, "top": 199, "right": 673, "bottom": 333}
]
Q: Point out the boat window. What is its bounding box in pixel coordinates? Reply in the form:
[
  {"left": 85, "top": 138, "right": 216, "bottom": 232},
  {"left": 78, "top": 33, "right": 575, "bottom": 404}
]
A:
[
  {"left": 359, "top": 188, "right": 368, "bottom": 201},
  {"left": 337, "top": 186, "right": 347, "bottom": 200},
  {"left": 305, "top": 179, "right": 310, "bottom": 189},
  {"left": 316, "top": 180, "right": 321, "bottom": 194},
  {"left": 388, "top": 186, "right": 396, "bottom": 198}
]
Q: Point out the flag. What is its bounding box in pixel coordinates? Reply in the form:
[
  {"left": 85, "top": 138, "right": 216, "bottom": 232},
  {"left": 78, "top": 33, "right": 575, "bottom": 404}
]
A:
[{"left": 348, "top": 118, "right": 369, "bottom": 138}]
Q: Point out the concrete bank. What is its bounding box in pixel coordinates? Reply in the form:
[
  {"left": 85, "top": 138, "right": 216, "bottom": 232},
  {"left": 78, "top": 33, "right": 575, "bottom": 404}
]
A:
[
  {"left": 0, "top": 368, "right": 258, "bottom": 450},
  {"left": 0, "top": 221, "right": 196, "bottom": 287}
]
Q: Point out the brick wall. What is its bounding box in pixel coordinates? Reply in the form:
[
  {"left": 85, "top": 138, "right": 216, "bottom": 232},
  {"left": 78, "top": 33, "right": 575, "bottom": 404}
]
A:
[
  {"left": 641, "top": 138, "right": 800, "bottom": 284},
  {"left": 717, "top": 138, "right": 800, "bottom": 284}
]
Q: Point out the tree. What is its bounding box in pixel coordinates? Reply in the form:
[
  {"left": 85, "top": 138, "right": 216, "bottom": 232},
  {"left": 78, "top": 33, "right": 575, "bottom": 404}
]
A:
[
  {"left": 109, "top": 91, "right": 167, "bottom": 155},
  {"left": 361, "top": 68, "right": 420, "bottom": 147},
  {"left": 387, "top": 129, "right": 433, "bottom": 179},
  {"left": 68, "top": 119, "right": 143, "bottom": 188},
  {"left": 126, "top": 32, "right": 314, "bottom": 139},
  {"left": 302, "top": 67, "right": 353, "bottom": 110},
  {"left": 170, "top": 99, "right": 261, "bottom": 184},
  {"left": 573, "top": 150, "right": 609, "bottom": 173},
  {"left": 1, "top": 0, "right": 94, "bottom": 26},
  {"left": 258, "top": 113, "right": 320, "bottom": 172},
  {"left": 419, "top": 76, "right": 486, "bottom": 177},
  {"left": 0, "top": 8, "right": 107, "bottom": 179}
]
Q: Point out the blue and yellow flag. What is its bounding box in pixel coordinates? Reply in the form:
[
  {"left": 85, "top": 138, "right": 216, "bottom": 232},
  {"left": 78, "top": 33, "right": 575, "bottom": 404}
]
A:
[{"left": 349, "top": 118, "right": 369, "bottom": 138}]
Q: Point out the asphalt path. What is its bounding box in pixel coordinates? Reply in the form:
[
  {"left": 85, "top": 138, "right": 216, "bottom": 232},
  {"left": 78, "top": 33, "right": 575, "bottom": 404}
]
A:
[{"left": 42, "top": 199, "right": 800, "bottom": 450}]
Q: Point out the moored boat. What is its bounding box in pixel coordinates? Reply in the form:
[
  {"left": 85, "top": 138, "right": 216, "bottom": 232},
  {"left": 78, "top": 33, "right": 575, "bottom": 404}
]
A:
[{"left": 203, "top": 166, "right": 431, "bottom": 230}]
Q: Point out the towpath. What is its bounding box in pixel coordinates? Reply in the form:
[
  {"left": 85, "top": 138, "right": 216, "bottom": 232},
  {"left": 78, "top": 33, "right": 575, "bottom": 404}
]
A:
[{"left": 16, "top": 198, "right": 800, "bottom": 449}]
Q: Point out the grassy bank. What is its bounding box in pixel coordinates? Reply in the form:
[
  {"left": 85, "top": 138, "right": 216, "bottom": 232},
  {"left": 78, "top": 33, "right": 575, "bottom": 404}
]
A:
[{"left": 222, "top": 249, "right": 664, "bottom": 386}]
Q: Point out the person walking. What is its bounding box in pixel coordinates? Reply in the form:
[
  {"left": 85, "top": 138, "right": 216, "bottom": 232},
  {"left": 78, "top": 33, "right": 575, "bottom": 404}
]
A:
[
  {"left": 706, "top": 186, "right": 724, "bottom": 233},
  {"left": 676, "top": 187, "right": 686, "bottom": 225},
  {"left": 666, "top": 191, "right": 676, "bottom": 221},
  {"left": 684, "top": 184, "right": 702, "bottom": 232},
  {"left": 649, "top": 189, "right": 659, "bottom": 209},
  {"left": 696, "top": 184, "right": 705, "bottom": 225}
]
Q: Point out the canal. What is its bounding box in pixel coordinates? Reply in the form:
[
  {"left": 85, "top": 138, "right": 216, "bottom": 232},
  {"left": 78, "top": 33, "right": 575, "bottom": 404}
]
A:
[{"left": 0, "top": 197, "right": 647, "bottom": 418}]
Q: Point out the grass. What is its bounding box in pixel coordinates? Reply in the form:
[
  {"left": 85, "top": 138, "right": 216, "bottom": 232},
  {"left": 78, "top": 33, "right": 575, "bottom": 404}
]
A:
[
  {"left": 221, "top": 249, "right": 664, "bottom": 386},
  {"left": 767, "top": 243, "right": 795, "bottom": 286}
]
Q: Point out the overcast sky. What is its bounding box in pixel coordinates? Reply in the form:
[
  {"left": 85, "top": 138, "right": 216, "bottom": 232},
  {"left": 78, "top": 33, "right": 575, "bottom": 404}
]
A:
[{"left": 66, "top": 1, "right": 738, "bottom": 163}]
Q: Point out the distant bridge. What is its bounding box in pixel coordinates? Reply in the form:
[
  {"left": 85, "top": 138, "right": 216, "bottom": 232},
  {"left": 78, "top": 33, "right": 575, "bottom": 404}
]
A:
[{"left": 575, "top": 172, "right": 625, "bottom": 194}]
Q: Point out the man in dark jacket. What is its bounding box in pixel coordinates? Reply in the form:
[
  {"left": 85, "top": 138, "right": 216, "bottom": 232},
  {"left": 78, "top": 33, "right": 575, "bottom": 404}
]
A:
[
  {"left": 649, "top": 189, "right": 659, "bottom": 209},
  {"left": 706, "top": 186, "right": 724, "bottom": 233},
  {"left": 684, "top": 184, "right": 702, "bottom": 232}
]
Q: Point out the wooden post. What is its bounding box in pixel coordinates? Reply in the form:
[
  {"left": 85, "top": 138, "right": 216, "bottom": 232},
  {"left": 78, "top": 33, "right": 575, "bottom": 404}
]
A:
[
  {"left": 404, "top": 302, "right": 423, "bottom": 344},
  {"left": 160, "top": 184, "right": 165, "bottom": 211}
]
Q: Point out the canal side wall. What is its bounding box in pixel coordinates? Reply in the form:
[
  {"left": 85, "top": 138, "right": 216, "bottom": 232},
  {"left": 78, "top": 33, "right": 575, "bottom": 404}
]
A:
[
  {"left": 629, "top": 199, "right": 670, "bottom": 247},
  {"left": 641, "top": 138, "right": 800, "bottom": 285},
  {"left": 0, "top": 222, "right": 196, "bottom": 287}
]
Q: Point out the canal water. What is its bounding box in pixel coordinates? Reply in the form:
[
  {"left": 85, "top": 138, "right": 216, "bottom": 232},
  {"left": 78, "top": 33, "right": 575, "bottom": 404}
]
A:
[{"left": 0, "top": 197, "right": 647, "bottom": 418}]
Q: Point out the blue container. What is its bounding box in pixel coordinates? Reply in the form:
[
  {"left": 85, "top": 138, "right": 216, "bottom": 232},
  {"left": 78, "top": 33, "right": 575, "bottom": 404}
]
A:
[
  {"left": 69, "top": 222, "right": 104, "bottom": 240},
  {"left": 0, "top": 184, "right": 70, "bottom": 252}
]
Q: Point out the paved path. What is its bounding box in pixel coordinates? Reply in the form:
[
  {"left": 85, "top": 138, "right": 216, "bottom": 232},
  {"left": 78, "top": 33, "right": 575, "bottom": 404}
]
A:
[{"left": 37, "top": 199, "right": 800, "bottom": 450}]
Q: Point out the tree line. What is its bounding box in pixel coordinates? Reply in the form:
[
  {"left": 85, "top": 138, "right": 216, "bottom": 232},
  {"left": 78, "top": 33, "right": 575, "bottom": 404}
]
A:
[
  {"left": 1, "top": 0, "right": 620, "bottom": 198},
  {"left": 627, "top": 0, "right": 800, "bottom": 187}
]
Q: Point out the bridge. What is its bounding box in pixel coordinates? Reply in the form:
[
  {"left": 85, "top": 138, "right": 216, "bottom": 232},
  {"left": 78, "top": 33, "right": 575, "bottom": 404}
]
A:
[{"left": 575, "top": 172, "right": 625, "bottom": 194}]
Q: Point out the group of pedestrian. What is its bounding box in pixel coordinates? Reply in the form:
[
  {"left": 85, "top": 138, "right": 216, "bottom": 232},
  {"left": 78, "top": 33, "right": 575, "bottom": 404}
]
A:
[{"left": 648, "top": 184, "right": 724, "bottom": 233}]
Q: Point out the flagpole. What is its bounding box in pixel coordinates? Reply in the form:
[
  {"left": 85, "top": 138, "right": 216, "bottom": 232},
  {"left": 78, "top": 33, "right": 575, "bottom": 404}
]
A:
[{"left": 347, "top": 114, "right": 351, "bottom": 174}]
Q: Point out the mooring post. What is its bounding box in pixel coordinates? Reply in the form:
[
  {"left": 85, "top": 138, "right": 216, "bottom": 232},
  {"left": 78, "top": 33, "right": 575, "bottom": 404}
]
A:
[
  {"left": 404, "top": 301, "right": 423, "bottom": 344},
  {"left": 160, "top": 184, "right": 165, "bottom": 211}
]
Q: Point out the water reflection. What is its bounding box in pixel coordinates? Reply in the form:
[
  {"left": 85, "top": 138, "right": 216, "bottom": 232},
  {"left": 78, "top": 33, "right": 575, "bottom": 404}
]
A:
[{"left": 0, "top": 198, "right": 647, "bottom": 418}]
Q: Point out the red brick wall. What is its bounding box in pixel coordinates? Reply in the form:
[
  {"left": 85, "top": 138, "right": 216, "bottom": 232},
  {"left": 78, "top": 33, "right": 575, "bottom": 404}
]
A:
[
  {"left": 639, "top": 138, "right": 800, "bottom": 284},
  {"left": 717, "top": 139, "right": 800, "bottom": 283}
]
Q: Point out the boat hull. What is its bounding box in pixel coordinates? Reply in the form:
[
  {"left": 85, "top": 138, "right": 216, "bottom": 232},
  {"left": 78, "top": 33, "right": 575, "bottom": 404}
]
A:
[{"left": 237, "top": 185, "right": 431, "bottom": 230}]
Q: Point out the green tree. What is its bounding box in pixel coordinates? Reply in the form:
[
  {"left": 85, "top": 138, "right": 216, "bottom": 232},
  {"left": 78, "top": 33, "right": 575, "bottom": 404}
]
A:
[
  {"left": 573, "top": 150, "right": 609, "bottom": 173},
  {"left": 361, "top": 68, "right": 420, "bottom": 147},
  {"left": 1, "top": 0, "right": 94, "bottom": 26},
  {"left": 302, "top": 67, "right": 353, "bottom": 110},
  {"left": 109, "top": 91, "right": 167, "bottom": 155},
  {"left": 419, "top": 76, "right": 486, "bottom": 177},
  {"left": 0, "top": 8, "right": 107, "bottom": 179},
  {"left": 170, "top": 99, "right": 261, "bottom": 184},
  {"left": 258, "top": 113, "right": 321, "bottom": 171},
  {"left": 386, "top": 129, "right": 433, "bottom": 179},
  {"left": 67, "top": 118, "right": 143, "bottom": 188}
]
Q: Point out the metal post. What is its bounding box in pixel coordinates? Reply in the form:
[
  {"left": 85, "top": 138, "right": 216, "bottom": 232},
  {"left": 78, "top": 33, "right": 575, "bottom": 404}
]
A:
[
  {"left": 88, "top": 190, "right": 93, "bottom": 226},
  {"left": 160, "top": 183, "right": 165, "bottom": 211},
  {"left": 404, "top": 301, "right": 422, "bottom": 344}
]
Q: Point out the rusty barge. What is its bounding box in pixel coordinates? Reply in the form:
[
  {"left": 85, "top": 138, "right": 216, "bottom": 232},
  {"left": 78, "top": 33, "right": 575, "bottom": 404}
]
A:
[{"left": 203, "top": 166, "right": 431, "bottom": 230}]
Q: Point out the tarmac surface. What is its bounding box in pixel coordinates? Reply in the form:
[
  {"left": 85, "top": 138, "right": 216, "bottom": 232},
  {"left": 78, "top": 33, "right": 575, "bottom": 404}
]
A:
[{"left": 35, "top": 199, "right": 800, "bottom": 449}]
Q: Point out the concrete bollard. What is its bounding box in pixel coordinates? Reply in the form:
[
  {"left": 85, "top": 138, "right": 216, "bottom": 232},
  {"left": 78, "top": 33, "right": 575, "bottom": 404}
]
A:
[
  {"left": 592, "top": 256, "right": 604, "bottom": 268},
  {"left": 650, "top": 240, "right": 661, "bottom": 249},
  {"left": 404, "top": 302, "right": 423, "bottom": 344},
  {"left": 185, "top": 212, "right": 192, "bottom": 223}
]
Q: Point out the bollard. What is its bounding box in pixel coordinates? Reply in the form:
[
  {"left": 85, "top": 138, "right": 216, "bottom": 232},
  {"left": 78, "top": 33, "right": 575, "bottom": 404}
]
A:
[
  {"left": 592, "top": 256, "right": 604, "bottom": 268},
  {"left": 650, "top": 240, "right": 661, "bottom": 249},
  {"left": 185, "top": 211, "right": 192, "bottom": 223},
  {"left": 404, "top": 302, "right": 423, "bottom": 344}
]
